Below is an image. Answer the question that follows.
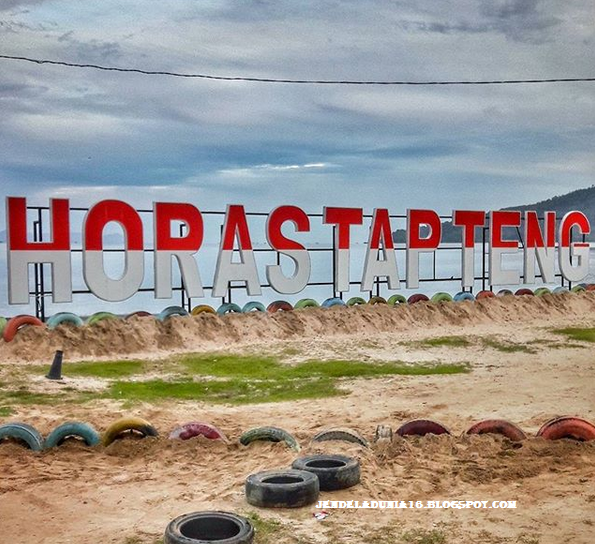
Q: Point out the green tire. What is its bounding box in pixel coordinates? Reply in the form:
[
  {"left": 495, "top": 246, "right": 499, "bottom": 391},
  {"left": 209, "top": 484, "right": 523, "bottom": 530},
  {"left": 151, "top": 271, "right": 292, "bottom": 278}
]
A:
[
  {"left": 387, "top": 294, "right": 407, "bottom": 306},
  {"left": 86, "top": 312, "right": 118, "bottom": 326}
]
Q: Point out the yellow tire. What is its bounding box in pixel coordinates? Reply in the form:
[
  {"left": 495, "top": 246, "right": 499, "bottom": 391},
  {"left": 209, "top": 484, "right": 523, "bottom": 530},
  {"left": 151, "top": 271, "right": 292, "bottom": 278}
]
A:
[
  {"left": 102, "top": 417, "right": 158, "bottom": 446},
  {"left": 191, "top": 304, "right": 216, "bottom": 316}
]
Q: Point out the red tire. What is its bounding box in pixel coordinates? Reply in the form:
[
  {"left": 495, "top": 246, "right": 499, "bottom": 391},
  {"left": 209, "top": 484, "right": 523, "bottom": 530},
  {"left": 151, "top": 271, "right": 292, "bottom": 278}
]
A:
[
  {"left": 515, "top": 288, "right": 534, "bottom": 296},
  {"left": 476, "top": 290, "right": 495, "bottom": 299},
  {"left": 466, "top": 419, "right": 526, "bottom": 442},
  {"left": 536, "top": 416, "right": 595, "bottom": 441},
  {"left": 407, "top": 294, "right": 430, "bottom": 305},
  {"left": 169, "top": 421, "right": 228, "bottom": 443},
  {"left": 125, "top": 311, "right": 152, "bottom": 319},
  {"left": 267, "top": 300, "right": 293, "bottom": 312},
  {"left": 2, "top": 315, "right": 45, "bottom": 342},
  {"left": 396, "top": 419, "right": 450, "bottom": 437},
  {"left": 586, "top": 284, "right": 595, "bottom": 292}
]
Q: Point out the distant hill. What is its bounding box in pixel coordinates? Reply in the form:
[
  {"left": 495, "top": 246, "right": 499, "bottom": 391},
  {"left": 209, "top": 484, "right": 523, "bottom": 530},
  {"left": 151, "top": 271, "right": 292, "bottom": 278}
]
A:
[{"left": 393, "top": 185, "right": 595, "bottom": 243}]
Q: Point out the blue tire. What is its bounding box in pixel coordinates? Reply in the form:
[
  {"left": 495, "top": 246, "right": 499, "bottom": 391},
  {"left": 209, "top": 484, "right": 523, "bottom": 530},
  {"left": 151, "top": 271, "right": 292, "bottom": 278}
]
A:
[
  {"left": 0, "top": 422, "right": 44, "bottom": 451},
  {"left": 44, "top": 421, "right": 101, "bottom": 448},
  {"left": 47, "top": 312, "right": 84, "bottom": 330},
  {"left": 217, "top": 302, "right": 242, "bottom": 315},
  {"left": 454, "top": 292, "right": 475, "bottom": 302},
  {"left": 553, "top": 286, "right": 569, "bottom": 294},
  {"left": 157, "top": 306, "right": 189, "bottom": 321},
  {"left": 322, "top": 297, "right": 346, "bottom": 308},
  {"left": 242, "top": 301, "right": 266, "bottom": 313}
]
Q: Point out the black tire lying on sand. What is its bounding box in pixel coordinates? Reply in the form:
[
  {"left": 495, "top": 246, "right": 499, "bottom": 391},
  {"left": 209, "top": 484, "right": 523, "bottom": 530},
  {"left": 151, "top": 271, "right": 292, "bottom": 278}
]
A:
[
  {"left": 292, "top": 454, "right": 360, "bottom": 491},
  {"left": 245, "top": 469, "right": 319, "bottom": 508},
  {"left": 164, "top": 511, "right": 254, "bottom": 544}
]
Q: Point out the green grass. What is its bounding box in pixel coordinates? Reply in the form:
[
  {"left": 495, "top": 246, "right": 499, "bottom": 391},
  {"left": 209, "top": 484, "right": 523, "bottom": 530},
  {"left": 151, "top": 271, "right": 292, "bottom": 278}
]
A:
[
  {"left": 67, "top": 360, "right": 146, "bottom": 378},
  {"left": 109, "top": 377, "right": 344, "bottom": 404},
  {"left": 552, "top": 327, "right": 595, "bottom": 343},
  {"left": 181, "top": 353, "right": 470, "bottom": 380},
  {"left": 4, "top": 353, "right": 470, "bottom": 407},
  {"left": 0, "top": 406, "right": 14, "bottom": 417},
  {"left": 480, "top": 338, "right": 536, "bottom": 353},
  {"left": 407, "top": 336, "right": 471, "bottom": 348}
]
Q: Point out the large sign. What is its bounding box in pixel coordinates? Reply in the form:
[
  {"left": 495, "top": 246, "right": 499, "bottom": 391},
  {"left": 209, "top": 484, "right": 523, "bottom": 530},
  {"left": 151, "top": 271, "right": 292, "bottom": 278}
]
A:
[{"left": 4, "top": 197, "right": 591, "bottom": 304}]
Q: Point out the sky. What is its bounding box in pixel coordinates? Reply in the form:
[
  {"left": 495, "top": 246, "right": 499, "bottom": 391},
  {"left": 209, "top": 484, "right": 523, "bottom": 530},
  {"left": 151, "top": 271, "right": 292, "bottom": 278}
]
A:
[{"left": 1, "top": 0, "right": 594, "bottom": 229}]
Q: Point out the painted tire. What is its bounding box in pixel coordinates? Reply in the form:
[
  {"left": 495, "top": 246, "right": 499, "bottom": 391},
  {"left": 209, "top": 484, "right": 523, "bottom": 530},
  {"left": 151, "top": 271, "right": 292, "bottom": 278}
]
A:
[
  {"left": 292, "top": 454, "right": 360, "bottom": 491},
  {"left": 86, "top": 312, "right": 118, "bottom": 326},
  {"left": 497, "top": 289, "right": 514, "bottom": 297},
  {"left": 346, "top": 297, "right": 367, "bottom": 306},
  {"left": 476, "top": 290, "right": 495, "bottom": 300},
  {"left": 431, "top": 292, "right": 453, "bottom": 303},
  {"left": 267, "top": 301, "right": 293, "bottom": 312},
  {"left": 515, "top": 288, "right": 534, "bottom": 296},
  {"left": 586, "top": 284, "right": 595, "bottom": 292},
  {"left": 322, "top": 297, "right": 346, "bottom": 308},
  {"left": 239, "top": 426, "right": 300, "bottom": 452},
  {"left": 125, "top": 311, "right": 152, "bottom": 319},
  {"left": 407, "top": 293, "right": 430, "bottom": 305},
  {"left": 466, "top": 419, "right": 526, "bottom": 442},
  {"left": 102, "top": 417, "right": 158, "bottom": 446},
  {"left": 245, "top": 469, "right": 319, "bottom": 508},
  {"left": 190, "top": 304, "right": 216, "bottom": 316},
  {"left": 368, "top": 296, "right": 387, "bottom": 305},
  {"left": 242, "top": 301, "right": 266, "bottom": 313},
  {"left": 311, "top": 427, "right": 369, "bottom": 448},
  {"left": 169, "top": 421, "right": 228, "bottom": 442},
  {"left": 536, "top": 416, "right": 595, "bottom": 441},
  {"left": 396, "top": 419, "right": 450, "bottom": 437},
  {"left": 44, "top": 421, "right": 101, "bottom": 448},
  {"left": 387, "top": 294, "right": 407, "bottom": 306},
  {"left": 157, "top": 306, "right": 189, "bottom": 321},
  {"left": 571, "top": 285, "right": 586, "bottom": 293},
  {"left": 534, "top": 287, "right": 551, "bottom": 297},
  {"left": 0, "top": 422, "right": 44, "bottom": 451},
  {"left": 217, "top": 303, "right": 242, "bottom": 315},
  {"left": 164, "top": 511, "right": 254, "bottom": 544},
  {"left": 3, "top": 315, "right": 45, "bottom": 342},
  {"left": 454, "top": 292, "right": 475, "bottom": 302},
  {"left": 47, "top": 312, "right": 84, "bottom": 329},
  {"left": 0, "top": 317, "right": 7, "bottom": 337},
  {"left": 374, "top": 424, "right": 393, "bottom": 442},
  {"left": 553, "top": 286, "right": 569, "bottom": 294},
  {"left": 294, "top": 298, "right": 320, "bottom": 309}
]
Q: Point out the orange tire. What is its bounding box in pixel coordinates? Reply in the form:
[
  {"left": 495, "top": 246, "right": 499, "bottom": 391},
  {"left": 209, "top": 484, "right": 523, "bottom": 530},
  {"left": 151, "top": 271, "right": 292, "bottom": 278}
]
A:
[
  {"left": 2, "top": 315, "right": 45, "bottom": 342},
  {"left": 466, "top": 419, "right": 526, "bottom": 442},
  {"left": 476, "top": 290, "right": 495, "bottom": 299},
  {"left": 536, "top": 416, "right": 595, "bottom": 441}
]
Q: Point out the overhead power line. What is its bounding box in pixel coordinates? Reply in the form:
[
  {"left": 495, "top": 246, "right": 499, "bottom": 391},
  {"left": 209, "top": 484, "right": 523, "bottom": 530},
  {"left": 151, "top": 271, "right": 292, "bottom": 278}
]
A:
[{"left": 1, "top": 54, "right": 595, "bottom": 85}]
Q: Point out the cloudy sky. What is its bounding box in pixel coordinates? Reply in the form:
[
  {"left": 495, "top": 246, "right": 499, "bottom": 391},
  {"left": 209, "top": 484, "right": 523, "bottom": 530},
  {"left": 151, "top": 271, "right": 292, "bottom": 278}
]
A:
[{"left": 1, "top": 0, "right": 594, "bottom": 227}]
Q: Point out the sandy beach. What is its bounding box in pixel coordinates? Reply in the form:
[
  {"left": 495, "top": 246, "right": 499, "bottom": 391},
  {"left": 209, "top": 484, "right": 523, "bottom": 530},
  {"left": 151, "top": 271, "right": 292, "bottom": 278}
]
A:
[{"left": 1, "top": 293, "right": 594, "bottom": 543}]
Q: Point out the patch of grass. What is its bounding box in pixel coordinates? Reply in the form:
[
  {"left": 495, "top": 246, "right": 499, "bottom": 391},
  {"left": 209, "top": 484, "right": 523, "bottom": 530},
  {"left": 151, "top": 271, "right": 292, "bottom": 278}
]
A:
[
  {"left": 245, "top": 512, "right": 283, "bottom": 537},
  {"left": 109, "top": 377, "right": 345, "bottom": 404},
  {"left": 552, "top": 327, "right": 595, "bottom": 343},
  {"left": 410, "top": 336, "right": 471, "bottom": 348},
  {"left": 481, "top": 338, "right": 536, "bottom": 353},
  {"left": 401, "top": 529, "right": 446, "bottom": 544},
  {"left": 0, "top": 406, "right": 14, "bottom": 417},
  {"left": 181, "top": 353, "right": 470, "bottom": 380}
]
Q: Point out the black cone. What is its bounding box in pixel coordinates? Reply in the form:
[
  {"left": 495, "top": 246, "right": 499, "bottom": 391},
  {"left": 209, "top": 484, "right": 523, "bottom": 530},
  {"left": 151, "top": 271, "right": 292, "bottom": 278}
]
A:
[{"left": 46, "top": 350, "right": 63, "bottom": 380}]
